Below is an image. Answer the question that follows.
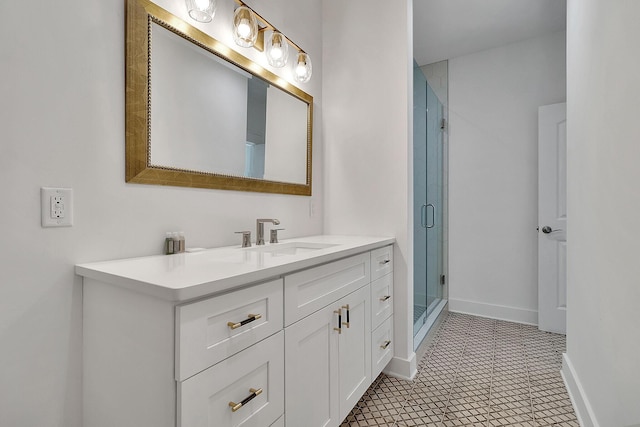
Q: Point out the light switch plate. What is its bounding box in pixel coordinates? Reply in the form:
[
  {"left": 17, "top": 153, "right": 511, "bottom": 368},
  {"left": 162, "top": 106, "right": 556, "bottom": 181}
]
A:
[{"left": 41, "top": 187, "right": 73, "bottom": 227}]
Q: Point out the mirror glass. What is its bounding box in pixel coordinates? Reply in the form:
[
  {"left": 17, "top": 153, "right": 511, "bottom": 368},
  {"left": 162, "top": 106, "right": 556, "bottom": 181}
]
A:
[{"left": 125, "top": 0, "right": 313, "bottom": 195}]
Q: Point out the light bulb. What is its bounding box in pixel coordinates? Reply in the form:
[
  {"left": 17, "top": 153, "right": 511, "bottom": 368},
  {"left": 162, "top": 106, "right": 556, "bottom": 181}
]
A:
[
  {"left": 185, "top": 0, "right": 216, "bottom": 23},
  {"left": 266, "top": 31, "right": 289, "bottom": 68},
  {"left": 292, "top": 52, "right": 312, "bottom": 83},
  {"left": 194, "top": 0, "right": 209, "bottom": 9},
  {"left": 233, "top": 6, "right": 258, "bottom": 48},
  {"left": 271, "top": 46, "right": 283, "bottom": 60},
  {"left": 237, "top": 20, "right": 251, "bottom": 38}
]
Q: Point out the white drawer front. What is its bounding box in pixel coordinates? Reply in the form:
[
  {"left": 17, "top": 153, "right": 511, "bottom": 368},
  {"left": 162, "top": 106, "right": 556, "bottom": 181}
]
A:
[
  {"left": 371, "top": 273, "right": 393, "bottom": 330},
  {"left": 178, "top": 331, "right": 284, "bottom": 427},
  {"left": 371, "top": 245, "right": 393, "bottom": 281},
  {"left": 371, "top": 317, "right": 394, "bottom": 380},
  {"left": 284, "top": 253, "right": 370, "bottom": 326},
  {"left": 176, "top": 279, "right": 283, "bottom": 381}
]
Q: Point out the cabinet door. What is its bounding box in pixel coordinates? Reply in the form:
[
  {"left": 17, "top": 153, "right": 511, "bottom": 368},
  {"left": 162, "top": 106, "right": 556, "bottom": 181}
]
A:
[
  {"left": 337, "top": 285, "right": 371, "bottom": 421},
  {"left": 285, "top": 304, "right": 339, "bottom": 427}
]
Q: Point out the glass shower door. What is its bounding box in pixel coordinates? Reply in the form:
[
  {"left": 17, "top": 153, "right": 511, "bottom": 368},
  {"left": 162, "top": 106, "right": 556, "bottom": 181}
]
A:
[
  {"left": 413, "top": 61, "right": 428, "bottom": 337},
  {"left": 413, "top": 62, "right": 445, "bottom": 346}
]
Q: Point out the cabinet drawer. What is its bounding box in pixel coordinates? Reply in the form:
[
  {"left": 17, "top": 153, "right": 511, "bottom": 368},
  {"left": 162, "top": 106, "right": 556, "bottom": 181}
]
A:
[
  {"left": 176, "top": 279, "right": 283, "bottom": 381},
  {"left": 371, "top": 245, "right": 393, "bottom": 281},
  {"left": 371, "top": 317, "right": 394, "bottom": 380},
  {"left": 371, "top": 273, "right": 393, "bottom": 330},
  {"left": 284, "top": 253, "right": 370, "bottom": 326},
  {"left": 178, "top": 331, "right": 284, "bottom": 427}
]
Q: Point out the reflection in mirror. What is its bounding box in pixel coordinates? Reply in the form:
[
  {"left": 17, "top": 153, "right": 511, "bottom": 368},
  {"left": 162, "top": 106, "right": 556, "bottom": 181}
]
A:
[{"left": 125, "top": 0, "right": 313, "bottom": 195}]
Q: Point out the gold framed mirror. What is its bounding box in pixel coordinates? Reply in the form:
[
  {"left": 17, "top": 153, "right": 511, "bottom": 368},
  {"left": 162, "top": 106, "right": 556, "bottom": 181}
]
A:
[{"left": 126, "top": 0, "right": 313, "bottom": 195}]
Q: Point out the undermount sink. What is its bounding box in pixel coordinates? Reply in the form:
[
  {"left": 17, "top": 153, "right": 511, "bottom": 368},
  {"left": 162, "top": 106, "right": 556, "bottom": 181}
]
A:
[{"left": 246, "top": 241, "right": 338, "bottom": 256}]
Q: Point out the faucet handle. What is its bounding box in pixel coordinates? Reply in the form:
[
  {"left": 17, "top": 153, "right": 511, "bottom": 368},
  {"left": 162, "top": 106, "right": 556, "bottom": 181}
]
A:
[
  {"left": 270, "top": 228, "right": 285, "bottom": 244},
  {"left": 235, "top": 231, "right": 252, "bottom": 248}
]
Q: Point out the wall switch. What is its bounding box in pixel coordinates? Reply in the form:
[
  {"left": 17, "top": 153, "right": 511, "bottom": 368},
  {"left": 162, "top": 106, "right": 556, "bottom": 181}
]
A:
[{"left": 41, "top": 187, "right": 73, "bottom": 227}]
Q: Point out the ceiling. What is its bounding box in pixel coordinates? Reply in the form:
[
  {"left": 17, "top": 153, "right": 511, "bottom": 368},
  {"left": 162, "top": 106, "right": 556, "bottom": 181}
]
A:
[{"left": 413, "top": 0, "right": 567, "bottom": 66}]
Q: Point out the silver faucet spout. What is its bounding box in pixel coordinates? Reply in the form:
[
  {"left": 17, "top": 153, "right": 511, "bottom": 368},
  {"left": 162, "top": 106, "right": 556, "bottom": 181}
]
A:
[{"left": 256, "top": 218, "right": 280, "bottom": 245}]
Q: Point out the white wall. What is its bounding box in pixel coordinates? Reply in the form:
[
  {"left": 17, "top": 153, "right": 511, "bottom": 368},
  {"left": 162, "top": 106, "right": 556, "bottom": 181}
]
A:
[
  {"left": 563, "top": 1, "right": 640, "bottom": 425},
  {"left": 420, "top": 60, "right": 448, "bottom": 107},
  {"left": 0, "top": 0, "right": 322, "bottom": 425},
  {"left": 447, "top": 31, "right": 566, "bottom": 324},
  {"left": 323, "top": 0, "right": 415, "bottom": 378}
]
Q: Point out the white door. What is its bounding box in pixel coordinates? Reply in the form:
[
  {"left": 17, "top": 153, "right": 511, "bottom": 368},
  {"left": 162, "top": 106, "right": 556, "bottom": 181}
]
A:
[
  {"left": 337, "top": 286, "right": 371, "bottom": 422},
  {"left": 538, "top": 102, "right": 567, "bottom": 334},
  {"left": 285, "top": 304, "right": 339, "bottom": 427}
]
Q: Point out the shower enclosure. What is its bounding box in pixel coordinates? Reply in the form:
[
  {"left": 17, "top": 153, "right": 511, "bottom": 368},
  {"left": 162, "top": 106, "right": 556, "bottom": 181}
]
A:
[{"left": 413, "top": 60, "right": 448, "bottom": 349}]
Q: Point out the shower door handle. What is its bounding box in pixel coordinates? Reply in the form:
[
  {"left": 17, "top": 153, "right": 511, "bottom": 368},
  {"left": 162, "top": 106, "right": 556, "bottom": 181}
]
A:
[
  {"left": 426, "top": 204, "right": 435, "bottom": 228},
  {"left": 420, "top": 204, "right": 427, "bottom": 228}
]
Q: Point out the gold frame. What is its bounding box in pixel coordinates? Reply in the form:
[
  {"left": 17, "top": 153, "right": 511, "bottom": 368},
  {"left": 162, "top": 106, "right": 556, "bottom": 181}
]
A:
[{"left": 125, "top": 0, "right": 313, "bottom": 196}]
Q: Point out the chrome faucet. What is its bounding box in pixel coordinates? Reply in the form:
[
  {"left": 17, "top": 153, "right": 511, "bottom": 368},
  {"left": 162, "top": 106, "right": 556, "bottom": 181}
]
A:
[{"left": 256, "top": 218, "right": 280, "bottom": 245}]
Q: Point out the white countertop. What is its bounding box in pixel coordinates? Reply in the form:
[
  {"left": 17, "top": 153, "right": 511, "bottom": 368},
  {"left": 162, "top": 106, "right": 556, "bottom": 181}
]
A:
[{"left": 76, "top": 235, "right": 395, "bottom": 302}]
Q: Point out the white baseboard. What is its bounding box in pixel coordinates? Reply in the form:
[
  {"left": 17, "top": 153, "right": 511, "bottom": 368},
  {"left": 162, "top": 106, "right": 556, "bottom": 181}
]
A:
[
  {"left": 383, "top": 353, "right": 417, "bottom": 381},
  {"left": 448, "top": 298, "right": 538, "bottom": 325},
  {"left": 562, "top": 353, "right": 599, "bottom": 427}
]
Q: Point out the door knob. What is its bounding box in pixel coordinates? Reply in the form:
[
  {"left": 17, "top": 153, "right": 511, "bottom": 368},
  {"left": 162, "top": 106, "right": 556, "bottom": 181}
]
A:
[{"left": 541, "top": 226, "right": 553, "bottom": 234}]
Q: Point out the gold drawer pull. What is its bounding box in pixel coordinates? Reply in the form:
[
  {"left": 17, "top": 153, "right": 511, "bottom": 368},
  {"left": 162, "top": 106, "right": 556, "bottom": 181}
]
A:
[
  {"left": 380, "top": 340, "right": 391, "bottom": 350},
  {"left": 228, "top": 388, "right": 263, "bottom": 412},
  {"left": 342, "top": 304, "right": 350, "bottom": 328},
  {"left": 379, "top": 295, "right": 391, "bottom": 302},
  {"left": 334, "top": 308, "right": 342, "bottom": 334},
  {"left": 227, "top": 314, "right": 262, "bottom": 330}
]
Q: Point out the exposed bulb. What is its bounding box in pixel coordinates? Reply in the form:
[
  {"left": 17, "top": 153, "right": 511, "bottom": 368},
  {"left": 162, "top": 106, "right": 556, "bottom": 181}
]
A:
[
  {"left": 292, "top": 52, "right": 312, "bottom": 82},
  {"left": 194, "top": 0, "right": 209, "bottom": 9},
  {"left": 237, "top": 19, "right": 251, "bottom": 38},
  {"left": 233, "top": 6, "right": 258, "bottom": 48},
  {"left": 271, "top": 45, "right": 283, "bottom": 60},
  {"left": 266, "top": 31, "right": 289, "bottom": 68},
  {"left": 185, "top": 0, "right": 216, "bottom": 23}
]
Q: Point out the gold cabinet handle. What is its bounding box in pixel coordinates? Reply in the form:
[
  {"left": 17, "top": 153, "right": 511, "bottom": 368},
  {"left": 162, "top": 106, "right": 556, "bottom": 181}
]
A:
[
  {"left": 227, "top": 314, "right": 262, "bottom": 330},
  {"left": 379, "top": 295, "right": 391, "bottom": 302},
  {"left": 333, "top": 308, "right": 342, "bottom": 334},
  {"left": 341, "top": 304, "right": 350, "bottom": 328},
  {"left": 228, "top": 388, "right": 263, "bottom": 412},
  {"left": 380, "top": 340, "right": 391, "bottom": 350}
]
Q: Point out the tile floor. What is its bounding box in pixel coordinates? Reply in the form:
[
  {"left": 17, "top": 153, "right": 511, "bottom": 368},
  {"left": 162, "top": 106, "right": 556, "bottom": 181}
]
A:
[{"left": 341, "top": 313, "right": 578, "bottom": 427}]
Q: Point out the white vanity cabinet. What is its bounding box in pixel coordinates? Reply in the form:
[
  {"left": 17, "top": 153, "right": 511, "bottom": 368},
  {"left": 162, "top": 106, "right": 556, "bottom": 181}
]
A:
[
  {"left": 83, "top": 277, "right": 285, "bottom": 427},
  {"left": 284, "top": 247, "right": 394, "bottom": 427},
  {"left": 78, "top": 236, "right": 395, "bottom": 427}
]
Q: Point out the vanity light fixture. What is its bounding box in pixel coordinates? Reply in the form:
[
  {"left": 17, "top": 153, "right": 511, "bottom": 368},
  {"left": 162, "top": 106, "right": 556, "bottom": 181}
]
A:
[
  {"left": 185, "top": 0, "right": 216, "bottom": 23},
  {"left": 184, "top": 0, "right": 313, "bottom": 81},
  {"left": 231, "top": 0, "right": 313, "bottom": 82}
]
